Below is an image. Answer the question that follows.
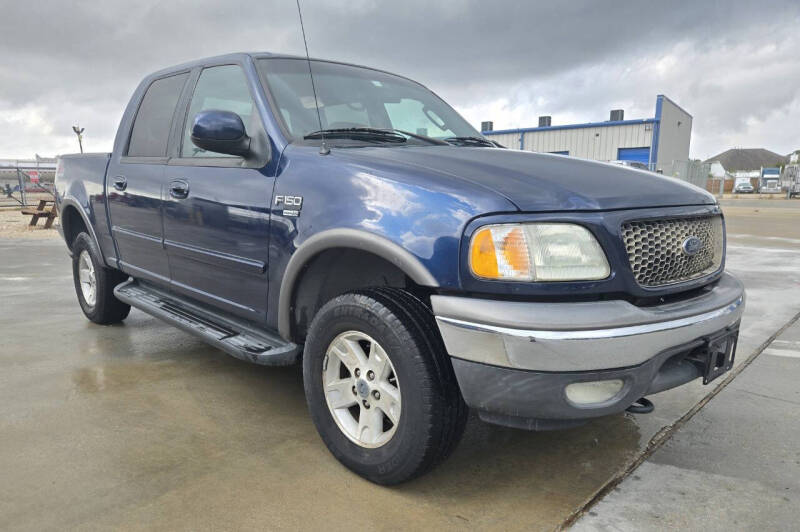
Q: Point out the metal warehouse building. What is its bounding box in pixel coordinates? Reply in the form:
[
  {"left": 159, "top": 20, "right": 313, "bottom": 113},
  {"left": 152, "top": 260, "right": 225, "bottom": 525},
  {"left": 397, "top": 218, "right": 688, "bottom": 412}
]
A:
[{"left": 482, "top": 95, "right": 691, "bottom": 175}]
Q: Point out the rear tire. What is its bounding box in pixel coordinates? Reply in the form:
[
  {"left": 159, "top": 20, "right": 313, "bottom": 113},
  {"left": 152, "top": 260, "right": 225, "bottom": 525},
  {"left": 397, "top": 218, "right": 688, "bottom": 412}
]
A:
[
  {"left": 303, "top": 287, "right": 467, "bottom": 485},
  {"left": 71, "top": 232, "right": 131, "bottom": 324}
]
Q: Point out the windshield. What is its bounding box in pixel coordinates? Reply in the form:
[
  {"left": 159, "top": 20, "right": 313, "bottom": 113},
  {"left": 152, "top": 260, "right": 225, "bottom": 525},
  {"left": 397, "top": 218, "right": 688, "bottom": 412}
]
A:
[{"left": 257, "top": 58, "right": 481, "bottom": 144}]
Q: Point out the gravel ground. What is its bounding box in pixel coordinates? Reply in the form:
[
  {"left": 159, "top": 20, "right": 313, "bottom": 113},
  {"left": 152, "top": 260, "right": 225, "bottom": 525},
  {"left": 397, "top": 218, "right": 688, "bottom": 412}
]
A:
[{"left": 0, "top": 206, "right": 60, "bottom": 239}]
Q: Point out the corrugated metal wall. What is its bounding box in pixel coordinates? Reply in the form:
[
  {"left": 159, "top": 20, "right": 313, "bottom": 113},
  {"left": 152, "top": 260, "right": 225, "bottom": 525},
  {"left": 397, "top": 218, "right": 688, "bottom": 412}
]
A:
[
  {"left": 486, "top": 122, "right": 654, "bottom": 162},
  {"left": 487, "top": 132, "right": 521, "bottom": 150}
]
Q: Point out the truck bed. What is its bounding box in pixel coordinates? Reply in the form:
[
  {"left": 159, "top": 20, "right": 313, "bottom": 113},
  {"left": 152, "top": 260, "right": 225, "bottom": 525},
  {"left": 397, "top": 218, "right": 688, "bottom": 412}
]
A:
[
  {"left": 58, "top": 153, "right": 111, "bottom": 188},
  {"left": 54, "top": 152, "right": 114, "bottom": 261}
]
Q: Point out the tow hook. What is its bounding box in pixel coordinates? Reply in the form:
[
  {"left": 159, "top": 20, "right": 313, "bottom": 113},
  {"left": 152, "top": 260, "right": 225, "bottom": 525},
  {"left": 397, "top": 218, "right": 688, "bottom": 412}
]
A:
[{"left": 626, "top": 397, "right": 654, "bottom": 414}]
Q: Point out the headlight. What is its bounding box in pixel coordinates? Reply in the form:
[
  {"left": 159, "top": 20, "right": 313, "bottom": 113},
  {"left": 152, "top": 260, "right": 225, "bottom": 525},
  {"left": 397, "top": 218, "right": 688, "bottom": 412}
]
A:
[{"left": 469, "top": 223, "right": 610, "bottom": 281}]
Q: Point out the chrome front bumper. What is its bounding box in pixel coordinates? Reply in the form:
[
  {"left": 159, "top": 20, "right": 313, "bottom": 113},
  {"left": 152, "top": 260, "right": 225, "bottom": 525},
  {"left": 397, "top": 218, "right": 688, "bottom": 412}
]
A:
[
  {"left": 432, "top": 273, "right": 745, "bottom": 428},
  {"left": 433, "top": 273, "right": 744, "bottom": 372}
]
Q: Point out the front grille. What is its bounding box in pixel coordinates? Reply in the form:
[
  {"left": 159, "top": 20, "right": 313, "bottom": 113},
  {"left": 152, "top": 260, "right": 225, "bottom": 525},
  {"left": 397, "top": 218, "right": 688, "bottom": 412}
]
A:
[{"left": 622, "top": 215, "right": 724, "bottom": 287}]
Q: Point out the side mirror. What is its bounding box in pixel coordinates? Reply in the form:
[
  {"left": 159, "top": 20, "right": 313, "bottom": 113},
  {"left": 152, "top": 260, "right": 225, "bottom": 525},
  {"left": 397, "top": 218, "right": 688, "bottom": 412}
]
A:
[{"left": 191, "top": 110, "right": 251, "bottom": 157}]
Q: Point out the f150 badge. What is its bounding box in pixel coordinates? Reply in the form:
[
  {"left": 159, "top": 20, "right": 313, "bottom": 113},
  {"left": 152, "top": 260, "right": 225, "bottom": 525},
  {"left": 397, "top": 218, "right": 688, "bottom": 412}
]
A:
[{"left": 275, "top": 195, "right": 303, "bottom": 217}]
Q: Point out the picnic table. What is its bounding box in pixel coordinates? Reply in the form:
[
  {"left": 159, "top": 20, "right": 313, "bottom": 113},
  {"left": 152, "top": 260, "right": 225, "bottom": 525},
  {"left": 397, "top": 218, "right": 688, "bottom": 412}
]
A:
[{"left": 21, "top": 199, "right": 58, "bottom": 228}]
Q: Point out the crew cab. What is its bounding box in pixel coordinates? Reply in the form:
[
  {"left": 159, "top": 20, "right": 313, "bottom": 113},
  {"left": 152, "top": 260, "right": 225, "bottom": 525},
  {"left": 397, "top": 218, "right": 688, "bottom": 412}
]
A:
[{"left": 55, "top": 53, "right": 745, "bottom": 484}]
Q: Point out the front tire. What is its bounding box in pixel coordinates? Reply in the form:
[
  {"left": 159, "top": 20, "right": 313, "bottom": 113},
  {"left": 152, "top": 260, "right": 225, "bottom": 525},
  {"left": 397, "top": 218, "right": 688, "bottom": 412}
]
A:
[
  {"left": 303, "top": 288, "right": 467, "bottom": 485},
  {"left": 71, "top": 232, "right": 131, "bottom": 324}
]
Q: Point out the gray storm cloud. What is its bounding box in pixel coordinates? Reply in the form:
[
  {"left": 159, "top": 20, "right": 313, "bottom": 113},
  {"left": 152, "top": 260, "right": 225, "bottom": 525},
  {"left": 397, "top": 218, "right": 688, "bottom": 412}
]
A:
[{"left": 1, "top": 0, "right": 799, "bottom": 159}]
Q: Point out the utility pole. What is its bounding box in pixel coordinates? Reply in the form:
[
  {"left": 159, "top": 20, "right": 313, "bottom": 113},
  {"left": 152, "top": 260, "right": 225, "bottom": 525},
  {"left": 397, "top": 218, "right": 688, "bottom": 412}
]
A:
[{"left": 72, "top": 125, "right": 85, "bottom": 153}]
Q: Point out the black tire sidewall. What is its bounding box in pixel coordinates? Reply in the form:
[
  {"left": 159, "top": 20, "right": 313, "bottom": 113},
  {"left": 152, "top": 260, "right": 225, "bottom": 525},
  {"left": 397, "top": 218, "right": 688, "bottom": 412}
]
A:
[
  {"left": 72, "top": 233, "right": 101, "bottom": 318},
  {"left": 303, "top": 295, "right": 435, "bottom": 482},
  {"left": 71, "top": 232, "right": 128, "bottom": 324}
]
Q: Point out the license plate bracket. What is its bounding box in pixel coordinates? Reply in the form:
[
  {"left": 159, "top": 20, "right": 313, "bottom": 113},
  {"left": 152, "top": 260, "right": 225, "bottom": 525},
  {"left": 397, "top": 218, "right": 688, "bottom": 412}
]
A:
[{"left": 691, "top": 326, "right": 739, "bottom": 385}]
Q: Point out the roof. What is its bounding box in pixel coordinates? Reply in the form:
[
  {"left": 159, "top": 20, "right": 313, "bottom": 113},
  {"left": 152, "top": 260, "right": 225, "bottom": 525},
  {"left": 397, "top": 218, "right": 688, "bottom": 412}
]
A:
[
  {"left": 148, "top": 52, "right": 288, "bottom": 78},
  {"left": 704, "top": 148, "right": 788, "bottom": 171},
  {"left": 482, "top": 94, "right": 688, "bottom": 136},
  {"left": 146, "top": 52, "right": 420, "bottom": 86},
  {"left": 483, "top": 118, "right": 656, "bottom": 136}
]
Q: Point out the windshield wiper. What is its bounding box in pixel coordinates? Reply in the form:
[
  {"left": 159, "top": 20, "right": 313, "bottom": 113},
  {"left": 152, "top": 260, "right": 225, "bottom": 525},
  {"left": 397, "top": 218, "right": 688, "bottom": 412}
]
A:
[
  {"left": 389, "top": 129, "right": 449, "bottom": 145},
  {"left": 443, "top": 136, "right": 496, "bottom": 147},
  {"left": 304, "top": 128, "right": 407, "bottom": 143}
]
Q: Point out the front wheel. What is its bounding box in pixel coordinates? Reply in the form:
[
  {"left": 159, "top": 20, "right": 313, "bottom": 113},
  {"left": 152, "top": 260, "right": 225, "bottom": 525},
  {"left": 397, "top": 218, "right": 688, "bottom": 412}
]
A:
[
  {"left": 71, "top": 232, "right": 131, "bottom": 324},
  {"left": 303, "top": 288, "right": 467, "bottom": 485}
]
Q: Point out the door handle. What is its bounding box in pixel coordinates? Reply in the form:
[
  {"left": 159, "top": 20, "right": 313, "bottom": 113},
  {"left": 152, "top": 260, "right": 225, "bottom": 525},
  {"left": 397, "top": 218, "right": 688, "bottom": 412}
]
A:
[
  {"left": 169, "top": 180, "right": 190, "bottom": 199},
  {"left": 112, "top": 176, "right": 127, "bottom": 191}
]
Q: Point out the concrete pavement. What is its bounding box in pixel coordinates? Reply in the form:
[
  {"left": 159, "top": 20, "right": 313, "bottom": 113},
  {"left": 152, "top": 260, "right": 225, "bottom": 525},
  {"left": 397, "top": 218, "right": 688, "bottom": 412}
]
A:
[
  {"left": 571, "top": 199, "right": 800, "bottom": 530},
  {"left": 572, "top": 317, "right": 800, "bottom": 531}
]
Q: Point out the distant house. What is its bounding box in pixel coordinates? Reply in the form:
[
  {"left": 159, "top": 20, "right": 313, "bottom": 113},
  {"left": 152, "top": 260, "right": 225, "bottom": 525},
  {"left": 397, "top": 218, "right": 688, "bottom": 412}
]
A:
[{"left": 703, "top": 148, "right": 788, "bottom": 179}]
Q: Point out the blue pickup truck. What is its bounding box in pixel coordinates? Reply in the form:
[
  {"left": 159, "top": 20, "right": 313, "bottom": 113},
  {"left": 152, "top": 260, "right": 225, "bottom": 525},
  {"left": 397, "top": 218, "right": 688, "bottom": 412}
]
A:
[{"left": 55, "top": 52, "right": 744, "bottom": 484}]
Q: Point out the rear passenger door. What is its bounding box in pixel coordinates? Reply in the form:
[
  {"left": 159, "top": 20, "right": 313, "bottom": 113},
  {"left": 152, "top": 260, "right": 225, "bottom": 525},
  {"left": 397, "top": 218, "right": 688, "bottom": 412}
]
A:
[
  {"left": 106, "top": 72, "right": 189, "bottom": 286},
  {"left": 163, "top": 63, "right": 273, "bottom": 323}
]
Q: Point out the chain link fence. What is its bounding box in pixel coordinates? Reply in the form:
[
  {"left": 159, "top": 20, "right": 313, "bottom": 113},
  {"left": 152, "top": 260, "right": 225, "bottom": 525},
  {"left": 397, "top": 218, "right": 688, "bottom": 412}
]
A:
[
  {"left": 0, "top": 160, "right": 56, "bottom": 207},
  {"left": 665, "top": 160, "right": 711, "bottom": 190}
]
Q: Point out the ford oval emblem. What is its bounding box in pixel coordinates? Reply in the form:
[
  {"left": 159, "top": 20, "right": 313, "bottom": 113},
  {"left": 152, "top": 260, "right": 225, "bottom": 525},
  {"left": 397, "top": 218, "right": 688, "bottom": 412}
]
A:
[{"left": 682, "top": 236, "right": 703, "bottom": 256}]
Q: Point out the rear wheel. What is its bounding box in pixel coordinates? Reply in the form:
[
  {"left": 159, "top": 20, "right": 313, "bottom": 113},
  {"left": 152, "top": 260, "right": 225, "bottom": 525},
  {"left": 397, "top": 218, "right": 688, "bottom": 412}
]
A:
[
  {"left": 303, "top": 288, "right": 467, "bottom": 485},
  {"left": 71, "top": 232, "right": 131, "bottom": 324}
]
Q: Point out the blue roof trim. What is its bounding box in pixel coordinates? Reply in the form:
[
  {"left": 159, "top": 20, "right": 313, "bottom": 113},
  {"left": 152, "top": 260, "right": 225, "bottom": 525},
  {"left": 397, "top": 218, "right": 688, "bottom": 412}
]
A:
[
  {"left": 650, "top": 95, "right": 663, "bottom": 168},
  {"left": 483, "top": 118, "right": 656, "bottom": 136}
]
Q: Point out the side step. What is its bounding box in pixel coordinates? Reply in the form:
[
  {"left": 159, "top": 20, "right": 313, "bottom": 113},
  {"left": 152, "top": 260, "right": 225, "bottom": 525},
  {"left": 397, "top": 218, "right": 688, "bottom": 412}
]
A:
[{"left": 114, "top": 280, "right": 300, "bottom": 366}]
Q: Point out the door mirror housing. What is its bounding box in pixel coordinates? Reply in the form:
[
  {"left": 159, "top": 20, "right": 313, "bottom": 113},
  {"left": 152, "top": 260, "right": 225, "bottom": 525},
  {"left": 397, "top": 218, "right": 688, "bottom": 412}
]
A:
[{"left": 190, "top": 110, "right": 251, "bottom": 157}]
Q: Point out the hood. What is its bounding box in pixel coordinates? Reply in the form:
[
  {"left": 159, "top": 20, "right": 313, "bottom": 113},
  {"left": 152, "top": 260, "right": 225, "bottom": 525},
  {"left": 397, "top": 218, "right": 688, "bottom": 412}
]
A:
[{"left": 343, "top": 146, "right": 716, "bottom": 212}]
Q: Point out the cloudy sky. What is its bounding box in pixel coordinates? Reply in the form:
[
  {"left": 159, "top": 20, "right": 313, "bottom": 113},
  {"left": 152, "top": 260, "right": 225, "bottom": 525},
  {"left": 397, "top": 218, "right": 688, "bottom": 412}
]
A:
[{"left": 1, "top": 0, "right": 799, "bottom": 160}]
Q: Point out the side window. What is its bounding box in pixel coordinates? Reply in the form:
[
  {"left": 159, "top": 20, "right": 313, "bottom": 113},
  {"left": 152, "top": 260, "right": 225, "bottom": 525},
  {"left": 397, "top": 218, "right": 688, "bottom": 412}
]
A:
[
  {"left": 182, "top": 65, "right": 255, "bottom": 158},
  {"left": 127, "top": 73, "right": 188, "bottom": 157}
]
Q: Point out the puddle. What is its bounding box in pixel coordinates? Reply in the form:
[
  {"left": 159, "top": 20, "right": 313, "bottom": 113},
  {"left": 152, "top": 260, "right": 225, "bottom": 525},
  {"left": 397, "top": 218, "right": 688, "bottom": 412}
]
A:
[{"left": 71, "top": 361, "right": 185, "bottom": 394}]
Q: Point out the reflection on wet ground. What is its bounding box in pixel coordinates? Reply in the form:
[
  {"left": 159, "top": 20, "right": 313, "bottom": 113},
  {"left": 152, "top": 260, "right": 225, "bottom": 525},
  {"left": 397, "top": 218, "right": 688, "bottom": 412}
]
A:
[{"left": 2, "top": 201, "right": 799, "bottom": 530}]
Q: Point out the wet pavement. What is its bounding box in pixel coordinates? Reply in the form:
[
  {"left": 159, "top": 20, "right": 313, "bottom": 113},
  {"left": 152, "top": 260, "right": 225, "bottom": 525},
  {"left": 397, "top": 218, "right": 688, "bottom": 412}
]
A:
[
  {"left": 573, "top": 317, "right": 800, "bottom": 531},
  {"left": 1, "top": 200, "right": 799, "bottom": 531}
]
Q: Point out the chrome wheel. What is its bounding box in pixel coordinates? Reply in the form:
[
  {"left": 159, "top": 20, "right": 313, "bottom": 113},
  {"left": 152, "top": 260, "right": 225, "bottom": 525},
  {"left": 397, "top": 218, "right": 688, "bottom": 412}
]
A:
[
  {"left": 78, "top": 250, "right": 96, "bottom": 307},
  {"left": 323, "top": 331, "right": 401, "bottom": 448}
]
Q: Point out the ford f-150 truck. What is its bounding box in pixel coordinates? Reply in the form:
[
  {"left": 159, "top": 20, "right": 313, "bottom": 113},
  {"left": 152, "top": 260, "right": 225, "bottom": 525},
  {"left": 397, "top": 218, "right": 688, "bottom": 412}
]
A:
[{"left": 55, "top": 53, "right": 745, "bottom": 485}]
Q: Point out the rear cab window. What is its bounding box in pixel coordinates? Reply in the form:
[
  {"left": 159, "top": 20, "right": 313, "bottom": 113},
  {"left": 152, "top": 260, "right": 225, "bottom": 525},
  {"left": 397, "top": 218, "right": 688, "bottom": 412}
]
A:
[{"left": 126, "top": 73, "right": 189, "bottom": 158}]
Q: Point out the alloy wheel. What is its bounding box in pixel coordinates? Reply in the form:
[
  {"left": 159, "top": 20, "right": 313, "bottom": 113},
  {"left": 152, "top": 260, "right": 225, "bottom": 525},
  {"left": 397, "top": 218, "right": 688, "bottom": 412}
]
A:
[{"left": 322, "top": 331, "right": 402, "bottom": 448}]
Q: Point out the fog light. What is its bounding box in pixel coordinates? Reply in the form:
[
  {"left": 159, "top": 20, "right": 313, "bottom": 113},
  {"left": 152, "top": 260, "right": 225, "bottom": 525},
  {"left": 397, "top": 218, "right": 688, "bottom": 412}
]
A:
[{"left": 565, "top": 379, "right": 624, "bottom": 405}]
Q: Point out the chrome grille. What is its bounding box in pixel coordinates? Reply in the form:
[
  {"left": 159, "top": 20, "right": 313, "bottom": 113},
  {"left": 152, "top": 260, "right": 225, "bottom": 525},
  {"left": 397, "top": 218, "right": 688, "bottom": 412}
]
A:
[{"left": 622, "top": 215, "right": 723, "bottom": 287}]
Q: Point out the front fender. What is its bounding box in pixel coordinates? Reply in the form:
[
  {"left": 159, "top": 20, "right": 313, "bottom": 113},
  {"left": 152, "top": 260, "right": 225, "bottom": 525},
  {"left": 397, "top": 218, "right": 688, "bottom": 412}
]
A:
[
  {"left": 265, "top": 145, "right": 517, "bottom": 335},
  {"left": 277, "top": 228, "right": 439, "bottom": 339}
]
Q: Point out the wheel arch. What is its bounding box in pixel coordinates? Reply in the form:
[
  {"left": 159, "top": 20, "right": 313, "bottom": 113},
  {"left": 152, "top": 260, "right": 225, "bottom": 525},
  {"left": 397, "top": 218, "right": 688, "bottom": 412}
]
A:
[
  {"left": 59, "top": 198, "right": 101, "bottom": 257},
  {"left": 278, "top": 228, "right": 439, "bottom": 342}
]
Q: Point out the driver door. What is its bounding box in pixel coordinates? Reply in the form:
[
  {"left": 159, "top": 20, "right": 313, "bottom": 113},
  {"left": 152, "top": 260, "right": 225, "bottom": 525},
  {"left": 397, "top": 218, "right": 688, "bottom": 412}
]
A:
[{"left": 163, "top": 63, "right": 273, "bottom": 323}]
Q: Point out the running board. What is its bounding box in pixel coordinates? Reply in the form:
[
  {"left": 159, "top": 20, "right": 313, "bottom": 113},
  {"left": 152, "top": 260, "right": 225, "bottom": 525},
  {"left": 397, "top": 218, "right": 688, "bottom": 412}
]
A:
[{"left": 114, "top": 280, "right": 300, "bottom": 366}]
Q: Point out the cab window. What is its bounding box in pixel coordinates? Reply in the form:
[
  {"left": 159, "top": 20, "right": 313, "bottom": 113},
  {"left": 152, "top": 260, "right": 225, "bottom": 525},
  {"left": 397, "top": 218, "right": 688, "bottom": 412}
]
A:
[
  {"left": 127, "top": 72, "right": 188, "bottom": 157},
  {"left": 182, "top": 65, "right": 256, "bottom": 158}
]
